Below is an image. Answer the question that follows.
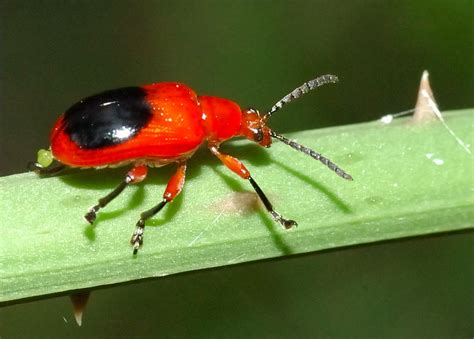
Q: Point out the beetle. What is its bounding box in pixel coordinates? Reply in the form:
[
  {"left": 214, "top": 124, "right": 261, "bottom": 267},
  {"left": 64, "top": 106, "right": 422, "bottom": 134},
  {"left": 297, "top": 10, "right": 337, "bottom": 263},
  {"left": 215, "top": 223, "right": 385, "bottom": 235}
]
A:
[{"left": 30, "top": 74, "right": 352, "bottom": 254}]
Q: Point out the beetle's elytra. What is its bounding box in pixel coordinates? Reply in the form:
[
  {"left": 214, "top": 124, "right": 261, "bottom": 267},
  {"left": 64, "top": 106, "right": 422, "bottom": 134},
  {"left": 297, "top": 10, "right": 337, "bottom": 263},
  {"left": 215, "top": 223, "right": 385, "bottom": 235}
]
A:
[{"left": 30, "top": 74, "right": 352, "bottom": 254}]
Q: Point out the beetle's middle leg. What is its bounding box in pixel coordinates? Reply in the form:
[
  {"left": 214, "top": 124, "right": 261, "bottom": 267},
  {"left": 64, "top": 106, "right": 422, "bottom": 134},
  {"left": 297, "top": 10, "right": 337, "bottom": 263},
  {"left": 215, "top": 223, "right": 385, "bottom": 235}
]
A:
[
  {"left": 85, "top": 165, "right": 148, "bottom": 223},
  {"left": 131, "top": 162, "right": 187, "bottom": 254},
  {"left": 209, "top": 144, "right": 297, "bottom": 229}
]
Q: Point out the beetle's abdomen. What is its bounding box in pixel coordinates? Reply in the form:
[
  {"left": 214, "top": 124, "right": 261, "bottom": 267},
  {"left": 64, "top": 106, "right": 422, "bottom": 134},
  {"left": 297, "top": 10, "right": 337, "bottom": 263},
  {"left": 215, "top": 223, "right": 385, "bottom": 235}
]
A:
[{"left": 63, "top": 87, "right": 152, "bottom": 149}]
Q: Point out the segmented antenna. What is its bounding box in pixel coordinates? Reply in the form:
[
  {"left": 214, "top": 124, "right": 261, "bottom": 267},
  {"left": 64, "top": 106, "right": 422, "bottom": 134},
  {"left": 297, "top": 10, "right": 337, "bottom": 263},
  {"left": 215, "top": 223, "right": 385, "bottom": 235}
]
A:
[
  {"left": 270, "top": 131, "right": 353, "bottom": 181},
  {"left": 265, "top": 74, "right": 339, "bottom": 119}
]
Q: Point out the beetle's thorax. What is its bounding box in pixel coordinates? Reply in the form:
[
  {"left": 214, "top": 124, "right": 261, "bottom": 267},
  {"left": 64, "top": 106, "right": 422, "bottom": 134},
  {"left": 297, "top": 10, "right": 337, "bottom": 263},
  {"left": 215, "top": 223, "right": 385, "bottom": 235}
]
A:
[
  {"left": 198, "top": 96, "right": 272, "bottom": 147},
  {"left": 198, "top": 96, "right": 242, "bottom": 142}
]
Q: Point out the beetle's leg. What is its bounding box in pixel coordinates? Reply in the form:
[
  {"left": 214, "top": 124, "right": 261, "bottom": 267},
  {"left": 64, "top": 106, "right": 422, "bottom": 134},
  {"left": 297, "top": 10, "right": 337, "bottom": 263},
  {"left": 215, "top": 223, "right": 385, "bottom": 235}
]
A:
[
  {"left": 84, "top": 165, "right": 148, "bottom": 224},
  {"left": 209, "top": 145, "right": 297, "bottom": 229},
  {"left": 28, "top": 161, "right": 66, "bottom": 176},
  {"left": 131, "top": 162, "right": 187, "bottom": 254}
]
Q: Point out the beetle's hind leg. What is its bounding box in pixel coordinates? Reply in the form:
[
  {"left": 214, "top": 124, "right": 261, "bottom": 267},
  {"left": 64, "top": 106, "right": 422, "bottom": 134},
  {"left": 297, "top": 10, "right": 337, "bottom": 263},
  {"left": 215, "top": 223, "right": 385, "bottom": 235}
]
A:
[
  {"left": 85, "top": 165, "right": 148, "bottom": 224},
  {"left": 131, "top": 162, "right": 187, "bottom": 255},
  {"left": 28, "top": 161, "right": 66, "bottom": 176}
]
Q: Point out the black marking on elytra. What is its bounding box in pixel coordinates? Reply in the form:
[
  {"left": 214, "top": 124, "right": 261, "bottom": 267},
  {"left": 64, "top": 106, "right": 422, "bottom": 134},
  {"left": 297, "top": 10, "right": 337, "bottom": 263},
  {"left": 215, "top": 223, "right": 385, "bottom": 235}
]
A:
[{"left": 63, "top": 87, "right": 152, "bottom": 149}]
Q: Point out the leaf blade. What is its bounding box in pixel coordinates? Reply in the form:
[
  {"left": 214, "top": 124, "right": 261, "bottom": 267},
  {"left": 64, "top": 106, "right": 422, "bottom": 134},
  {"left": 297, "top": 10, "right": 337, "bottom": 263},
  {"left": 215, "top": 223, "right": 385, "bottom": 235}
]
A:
[{"left": 1, "top": 109, "right": 473, "bottom": 303}]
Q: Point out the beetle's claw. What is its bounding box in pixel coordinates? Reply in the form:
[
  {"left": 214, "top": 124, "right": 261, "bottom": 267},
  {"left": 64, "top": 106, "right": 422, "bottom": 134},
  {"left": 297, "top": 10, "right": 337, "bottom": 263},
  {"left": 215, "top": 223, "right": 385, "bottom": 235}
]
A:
[
  {"left": 283, "top": 219, "right": 298, "bottom": 229},
  {"left": 271, "top": 211, "right": 298, "bottom": 229},
  {"left": 27, "top": 161, "right": 41, "bottom": 172},
  {"left": 132, "top": 243, "right": 140, "bottom": 255},
  {"left": 84, "top": 211, "right": 96, "bottom": 224},
  {"left": 84, "top": 209, "right": 97, "bottom": 225},
  {"left": 84, "top": 207, "right": 98, "bottom": 224}
]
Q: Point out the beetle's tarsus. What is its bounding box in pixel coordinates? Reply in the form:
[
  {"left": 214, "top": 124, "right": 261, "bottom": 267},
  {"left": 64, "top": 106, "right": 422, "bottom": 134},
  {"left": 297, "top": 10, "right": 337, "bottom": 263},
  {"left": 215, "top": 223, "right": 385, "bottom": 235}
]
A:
[
  {"left": 84, "top": 212, "right": 96, "bottom": 224},
  {"left": 28, "top": 161, "right": 66, "bottom": 176},
  {"left": 84, "top": 207, "right": 99, "bottom": 224},
  {"left": 283, "top": 219, "right": 298, "bottom": 229},
  {"left": 270, "top": 211, "right": 298, "bottom": 229},
  {"left": 27, "top": 161, "right": 40, "bottom": 172},
  {"left": 132, "top": 244, "right": 139, "bottom": 255},
  {"left": 130, "top": 225, "right": 144, "bottom": 255}
]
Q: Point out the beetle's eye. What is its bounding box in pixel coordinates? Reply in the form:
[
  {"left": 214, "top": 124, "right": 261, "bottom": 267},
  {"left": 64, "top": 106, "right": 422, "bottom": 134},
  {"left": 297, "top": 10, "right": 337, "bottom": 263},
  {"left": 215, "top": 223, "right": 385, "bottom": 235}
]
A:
[
  {"left": 245, "top": 107, "right": 260, "bottom": 115},
  {"left": 254, "top": 128, "right": 264, "bottom": 142}
]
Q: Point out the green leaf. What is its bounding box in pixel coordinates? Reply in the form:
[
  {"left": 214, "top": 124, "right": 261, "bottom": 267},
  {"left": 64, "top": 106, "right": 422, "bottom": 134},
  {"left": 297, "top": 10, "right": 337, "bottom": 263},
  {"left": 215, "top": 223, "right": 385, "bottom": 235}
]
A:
[{"left": 1, "top": 109, "right": 473, "bottom": 303}]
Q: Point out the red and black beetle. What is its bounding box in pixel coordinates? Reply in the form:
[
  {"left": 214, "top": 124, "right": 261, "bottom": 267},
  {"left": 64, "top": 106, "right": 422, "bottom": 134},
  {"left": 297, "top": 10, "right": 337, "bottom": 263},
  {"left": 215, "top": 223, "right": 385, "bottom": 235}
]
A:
[{"left": 30, "top": 74, "right": 352, "bottom": 254}]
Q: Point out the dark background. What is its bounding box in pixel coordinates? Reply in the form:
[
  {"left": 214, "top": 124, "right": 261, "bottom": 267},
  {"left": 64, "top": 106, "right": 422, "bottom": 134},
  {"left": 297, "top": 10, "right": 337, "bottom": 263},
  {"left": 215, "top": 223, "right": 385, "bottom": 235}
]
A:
[{"left": 1, "top": 1, "right": 472, "bottom": 337}]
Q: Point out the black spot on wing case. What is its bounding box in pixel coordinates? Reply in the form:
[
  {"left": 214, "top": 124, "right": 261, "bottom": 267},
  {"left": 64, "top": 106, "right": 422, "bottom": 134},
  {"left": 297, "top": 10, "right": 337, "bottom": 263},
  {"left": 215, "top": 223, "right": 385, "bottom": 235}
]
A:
[{"left": 63, "top": 87, "right": 152, "bottom": 149}]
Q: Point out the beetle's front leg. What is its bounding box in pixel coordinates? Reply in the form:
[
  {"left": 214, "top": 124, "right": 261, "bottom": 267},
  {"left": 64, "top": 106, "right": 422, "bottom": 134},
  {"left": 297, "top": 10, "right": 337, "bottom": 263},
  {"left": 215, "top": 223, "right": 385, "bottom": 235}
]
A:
[{"left": 209, "top": 144, "right": 297, "bottom": 229}]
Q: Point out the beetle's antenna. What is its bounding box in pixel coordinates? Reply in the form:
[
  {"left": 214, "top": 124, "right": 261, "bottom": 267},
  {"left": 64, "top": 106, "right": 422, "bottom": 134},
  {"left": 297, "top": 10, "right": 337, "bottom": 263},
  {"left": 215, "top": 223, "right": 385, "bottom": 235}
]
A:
[
  {"left": 264, "top": 74, "right": 339, "bottom": 120},
  {"left": 270, "top": 130, "right": 353, "bottom": 180}
]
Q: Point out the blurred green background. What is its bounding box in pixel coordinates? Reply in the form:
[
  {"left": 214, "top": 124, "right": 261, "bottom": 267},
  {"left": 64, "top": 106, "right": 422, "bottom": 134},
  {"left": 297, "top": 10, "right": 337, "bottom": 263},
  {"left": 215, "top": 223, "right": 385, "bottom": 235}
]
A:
[{"left": 0, "top": 1, "right": 472, "bottom": 337}]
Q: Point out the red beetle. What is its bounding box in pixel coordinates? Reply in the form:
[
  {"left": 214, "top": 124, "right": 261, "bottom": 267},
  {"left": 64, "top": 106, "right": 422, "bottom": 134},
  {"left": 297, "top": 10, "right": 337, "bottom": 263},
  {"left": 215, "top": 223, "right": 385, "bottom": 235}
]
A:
[{"left": 31, "top": 74, "right": 352, "bottom": 254}]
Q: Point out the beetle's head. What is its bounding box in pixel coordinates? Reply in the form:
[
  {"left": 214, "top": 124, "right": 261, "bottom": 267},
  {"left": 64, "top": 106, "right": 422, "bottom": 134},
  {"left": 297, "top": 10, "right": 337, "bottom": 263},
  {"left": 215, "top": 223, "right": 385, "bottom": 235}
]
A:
[
  {"left": 239, "top": 74, "right": 352, "bottom": 181},
  {"left": 240, "top": 74, "right": 340, "bottom": 149},
  {"left": 240, "top": 108, "right": 272, "bottom": 147}
]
